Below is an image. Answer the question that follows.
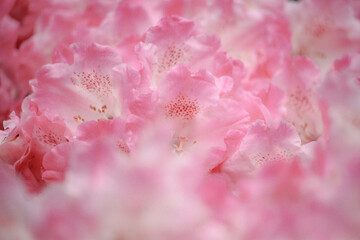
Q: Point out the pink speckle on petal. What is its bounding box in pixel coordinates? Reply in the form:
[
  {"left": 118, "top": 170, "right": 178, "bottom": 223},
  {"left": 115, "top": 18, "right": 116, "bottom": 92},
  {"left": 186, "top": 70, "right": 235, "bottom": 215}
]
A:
[
  {"left": 250, "top": 149, "right": 294, "bottom": 167},
  {"left": 157, "top": 45, "right": 187, "bottom": 74},
  {"left": 71, "top": 70, "right": 112, "bottom": 98},
  {"left": 164, "top": 94, "right": 200, "bottom": 120},
  {"left": 288, "top": 88, "right": 312, "bottom": 112},
  {"left": 1, "top": 1, "right": 360, "bottom": 240},
  {"left": 35, "top": 127, "right": 66, "bottom": 147},
  {"left": 118, "top": 142, "right": 130, "bottom": 154}
]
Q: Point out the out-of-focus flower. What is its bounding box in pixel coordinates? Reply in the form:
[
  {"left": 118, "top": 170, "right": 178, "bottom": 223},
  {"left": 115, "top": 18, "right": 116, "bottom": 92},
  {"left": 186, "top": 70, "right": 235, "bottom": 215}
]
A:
[{"left": 1, "top": 0, "right": 360, "bottom": 239}]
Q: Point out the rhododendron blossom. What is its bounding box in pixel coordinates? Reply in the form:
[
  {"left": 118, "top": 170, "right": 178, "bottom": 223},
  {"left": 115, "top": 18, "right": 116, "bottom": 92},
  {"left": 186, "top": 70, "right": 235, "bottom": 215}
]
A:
[{"left": 1, "top": 0, "right": 360, "bottom": 239}]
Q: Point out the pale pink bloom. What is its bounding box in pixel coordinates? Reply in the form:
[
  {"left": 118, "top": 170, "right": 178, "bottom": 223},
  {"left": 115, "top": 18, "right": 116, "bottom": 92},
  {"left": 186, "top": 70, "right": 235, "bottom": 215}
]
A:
[
  {"left": 156, "top": 65, "right": 249, "bottom": 156},
  {"left": 14, "top": 112, "right": 68, "bottom": 192},
  {"left": 222, "top": 119, "right": 301, "bottom": 178},
  {"left": 31, "top": 43, "right": 125, "bottom": 133},
  {"left": 42, "top": 118, "right": 134, "bottom": 182},
  {"left": 207, "top": 0, "right": 291, "bottom": 80},
  {"left": 158, "top": 65, "right": 219, "bottom": 114},
  {"left": 14, "top": 0, "right": 118, "bottom": 96},
  {"left": 92, "top": 0, "right": 151, "bottom": 46},
  {"left": 156, "top": 65, "right": 219, "bottom": 153},
  {"left": 273, "top": 56, "right": 324, "bottom": 143},
  {"left": 321, "top": 52, "right": 360, "bottom": 114},
  {"left": 137, "top": 15, "right": 220, "bottom": 86},
  {"left": 0, "top": 95, "right": 70, "bottom": 191},
  {"left": 52, "top": 0, "right": 151, "bottom": 69},
  {"left": 1, "top": 1, "right": 360, "bottom": 240},
  {"left": 319, "top": 52, "right": 360, "bottom": 154},
  {"left": 286, "top": 0, "right": 360, "bottom": 73}
]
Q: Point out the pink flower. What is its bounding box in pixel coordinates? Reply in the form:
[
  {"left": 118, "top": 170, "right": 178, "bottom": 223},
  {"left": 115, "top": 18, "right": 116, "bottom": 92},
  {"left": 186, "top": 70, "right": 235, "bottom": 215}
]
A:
[
  {"left": 1, "top": 1, "right": 360, "bottom": 239},
  {"left": 31, "top": 43, "right": 124, "bottom": 132},
  {"left": 222, "top": 119, "right": 301, "bottom": 182},
  {"left": 287, "top": 0, "right": 360, "bottom": 72},
  {"left": 137, "top": 15, "right": 220, "bottom": 85},
  {"left": 273, "top": 56, "right": 324, "bottom": 143}
]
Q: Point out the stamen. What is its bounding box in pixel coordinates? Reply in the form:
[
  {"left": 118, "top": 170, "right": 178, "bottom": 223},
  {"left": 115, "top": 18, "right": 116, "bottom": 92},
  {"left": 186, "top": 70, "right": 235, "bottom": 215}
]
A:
[{"left": 173, "top": 136, "right": 188, "bottom": 153}]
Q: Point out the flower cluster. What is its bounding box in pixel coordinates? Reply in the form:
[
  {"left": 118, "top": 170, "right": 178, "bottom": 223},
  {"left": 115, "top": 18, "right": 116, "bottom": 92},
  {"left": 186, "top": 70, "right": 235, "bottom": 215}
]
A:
[{"left": 1, "top": 0, "right": 360, "bottom": 239}]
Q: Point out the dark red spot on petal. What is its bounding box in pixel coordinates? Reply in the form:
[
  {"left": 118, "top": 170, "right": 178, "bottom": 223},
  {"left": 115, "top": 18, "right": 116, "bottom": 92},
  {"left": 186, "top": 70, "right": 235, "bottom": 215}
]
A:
[{"left": 164, "top": 94, "right": 200, "bottom": 120}]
